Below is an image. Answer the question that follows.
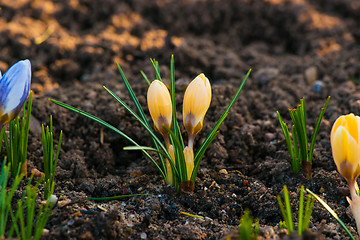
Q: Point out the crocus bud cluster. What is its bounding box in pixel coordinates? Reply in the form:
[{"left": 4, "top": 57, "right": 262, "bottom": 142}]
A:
[
  {"left": 331, "top": 113, "right": 360, "bottom": 234},
  {"left": 147, "top": 73, "right": 211, "bottom": 183},
  {"left": 0, "top": 60, "right": 31, "bottom": 128}
]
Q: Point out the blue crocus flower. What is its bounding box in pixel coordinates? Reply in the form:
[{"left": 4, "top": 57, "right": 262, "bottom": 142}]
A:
[{"left": 0, "top": 59, "right": 31, "bottom": 127}]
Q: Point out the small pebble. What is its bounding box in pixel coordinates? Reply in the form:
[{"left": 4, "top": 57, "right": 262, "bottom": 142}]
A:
[
  {"left": 314, "top": 80, "right": 323, "bottom": 93},
  {"left": 58, "top": 199, "right": 72, "bottom": 207},
  {"left": 305, "top": 66, "right": 317, "bottom": 84},
  {"left": 319, "top": 187, "right": 325, "bottom": 193},
  {"left": 42, "top": 228, "right": 49, "bottom": 236},
  {"left": 49, "top": 194, "right": 58, "bottom": 206},
  {"left": 264, "top": 133, "right": 275, "bottom": 142},
  {"left": 219, "top": 169, "right": 228, "bottom": 175},
  {"left": 140, "top": 232, "right": 147, "bottom": 239}
]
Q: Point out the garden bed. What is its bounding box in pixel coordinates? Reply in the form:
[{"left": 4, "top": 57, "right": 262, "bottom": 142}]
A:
[{"left": 1, "top": 0, "right": 360, "bottom": 239}]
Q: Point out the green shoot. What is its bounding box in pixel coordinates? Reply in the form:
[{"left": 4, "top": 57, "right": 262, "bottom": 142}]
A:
[
  {"left": 277, "top": 185, "right": 314, "bottom": 236},
  {"left": 42, "top": 115, "right": 63, "bottom": 199},
  {"left": 276, "top": 96, "right": 330, "bottom": 178},
  {"left": 51, "top": 56, "right": 250, "bottom": 193},
  {"left": 180, "top": 211, "right": 205, "bottom": 220},
  {"left": 3, "top": 91, "right": 33, "bottom": 177},
  {"left": 88, "top": 193, "right": 151, "bottom": 201},
  {"left": 306, "top": 189, "right": 355, "bottom": 240},
  {"left": 9, "top": 176, "right": 55, "bottom": 240},
  {"left": 0, "top": 158, "right": 24, "bottom": 238},
  {"left": 238, "top": 209, "right": 259, "bottom": 240}
]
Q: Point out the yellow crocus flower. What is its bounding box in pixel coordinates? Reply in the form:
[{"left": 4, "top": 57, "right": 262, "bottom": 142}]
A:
[
  {"left": 147, "top": 80, "right": 172, "bottom": 142},
  {"left": 330, "top": 113, "right": 360, "bottom": 183},
  {"left": 183, "top": 73, "right": 211, "bottom": 147},
  {"left": 331, "top": 113, "right": 360, "bottom": 234}
]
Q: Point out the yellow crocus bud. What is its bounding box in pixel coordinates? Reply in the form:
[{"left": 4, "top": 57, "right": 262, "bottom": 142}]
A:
[
  {"left": 166, "top": 145, "right": 175, "bottom": 185},
  {"left": 183, "top": 73, "right": 211, "bottom": 147},
  {"left": 330, "top": 113, "right": 360, "bottom": 183},
  {"left": 331, "top": 113, "right": 360, "bottom": 234},
  {"left": 183, "top": 146, "right": 194, "bottom": 180},
  {"left": 147, "top": 80, "right": 172, "bottom": 140}
]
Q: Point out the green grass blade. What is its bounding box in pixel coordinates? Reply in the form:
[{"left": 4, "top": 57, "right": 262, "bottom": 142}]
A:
[
  {"left": 140, "top": 70, "right": 151, "bottom": 86},
  {"left": 308, "top": 96, "right": 330, "bottom": 163},
  {"left": 291, "top": 125, "right": 300, "bottom": 172},
  {"left": 298, "top": 185, "right": 305, "bottom": 236},
  {"left": 102, "top": 86, "right": 172, "bottom": 168},
  {"left": 50, "top": 99, "right": 167, "bottom": 179},
  {"left": 302, "top": 193, "right": 314, "bottom": 232},
  {"left": 150, "top": 58, "right": 162, "bottom": 81},
  {"left": 115, "top": 63, "right": 149, "bottom": 127},
  {"left": 124, "top": 146, "right": 167, "bottom": 157},
  {"left": 170, "top": 55, "right": 184, "bottom": 149},
  {"left": 306, "top": 189, "right": 355, "bottom": 240},
  {"left": 277, "top": 195, "right": 289, "bottom": 227},
  {"left": 192, "top": 69, "right": 250, "bottom": 182},
  {"left": 88, "top": 194, "right": 151, "bottom": 201},
  {"left": 283, "top": 186, "right": 294, "bottom": 234},
  {"left": 276, "top": 111, "right": 296, "bottom": 168}
]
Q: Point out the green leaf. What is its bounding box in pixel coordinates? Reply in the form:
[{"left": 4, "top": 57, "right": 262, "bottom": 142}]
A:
[
  {"left": 308, "top": 96, "right": 330, "bottom": 163},
  {"left": 88, "top": 194, "right": 151, "bottom": 201},
  {"left": 306, "top": 189, "right": 355, "bottom": 240},
  {"left": 191, "top": 69, "right": 251, "bottom": 182},
  {"left": 50, "top": 99, "right": 166, "bottom": 179}
]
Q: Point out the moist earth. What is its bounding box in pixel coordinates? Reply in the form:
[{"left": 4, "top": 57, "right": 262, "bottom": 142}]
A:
[{"left": 1, "top": 0, "right": 360, "bottom": 239}]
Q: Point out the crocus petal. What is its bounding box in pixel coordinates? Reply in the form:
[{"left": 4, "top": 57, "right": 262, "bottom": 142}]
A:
[
  {"left": 183, "top": 73, "right": 211, "bottom": 135},
  {"left": 0, "top": 60, "right": 31, "bottom": 125},
  {"left": 331, "top": 114, "right": 360, "bottom": 182},
  {"left": 147, "top": 80, "right": 172, "bottom": 136}
]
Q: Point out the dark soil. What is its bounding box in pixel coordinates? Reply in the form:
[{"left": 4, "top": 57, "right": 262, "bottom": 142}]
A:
[{"left": 1, "top": 0, "right": 360, "bottom": 239}]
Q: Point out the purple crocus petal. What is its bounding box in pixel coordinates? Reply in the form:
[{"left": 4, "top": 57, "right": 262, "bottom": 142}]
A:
[{"left": 0, "top": 60, "right": 31, "bottom": 122}]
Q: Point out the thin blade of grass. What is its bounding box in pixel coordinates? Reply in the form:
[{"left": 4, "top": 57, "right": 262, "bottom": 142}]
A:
[
  {"left": 140, "top": 70, "right": 151, "bottom": 86},
  {"left": 50, "top": 99, "right": 166, "bottom": 179},
  {"left": 150, "top": 58, "right": 162, "bottom": 81},
  {"left": 276, "top": 111, "right": 296, "bottom": 168},
  {"left": 192, "top": 69, "right": 251, "bottom": 182},
  {"left": 124, "top": 146, "right": 167, "bottom": 157},
  {"left": 103, "top": 86, "right": 172, "bottom": 174},
  {"left": 298, "top": 185, "right": 304, "bottom": 236},
  {"left": 88, "top": 194, "right": 151, "bottom": 201},
  {"left": 283, "top": 186, "right": 294, "bottom": 234},
  {"left": 291, "top": 125, "right": 300, "bottom": 172},
  {"left": 308, "top": 96, "right": 330, "bottom": 163},
  {"left": 302, "top": 193, "right": 314, "bottom": 232},
  {"left": 170, "top": 55, "right": 184, "bottom": 149},
  {"left": 115, "top": 63, "right": 149, "bottom": 127},
  {"left": 277, "top": 195, "right": 289, "bottom": 228},
  {"left": 306, "top": 189, "right": 355, "bottom": 240}
]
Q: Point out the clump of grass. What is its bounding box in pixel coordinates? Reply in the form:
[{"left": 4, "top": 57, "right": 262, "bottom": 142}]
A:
[
  {"left": 0, "top": 158, "right": 24, "bottom": 238},
  {"left": 51, "top": 56, "right": 251, "bottom": 193},
  {"left": 276, "top": 97, "right": 330, "bottom": 178},
  {"left": 277, "top": 185, "right": 314, "bottom": 236},
  {"left": 0, "top": 159, "right": 54, "bottom": 240},
  {"left": 2, "top": 91, "right": 33, "bottom": 177},
  {"left": 238, "top": 209, "right": 259, "bottom": 240},
  {"left": 42, "top": 115, "right": 63, "bottom": 200}
]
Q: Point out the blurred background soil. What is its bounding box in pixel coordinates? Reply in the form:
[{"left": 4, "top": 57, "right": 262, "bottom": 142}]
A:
[{"left": 1, "top": 0, "right": 360, "bottom": 239}]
